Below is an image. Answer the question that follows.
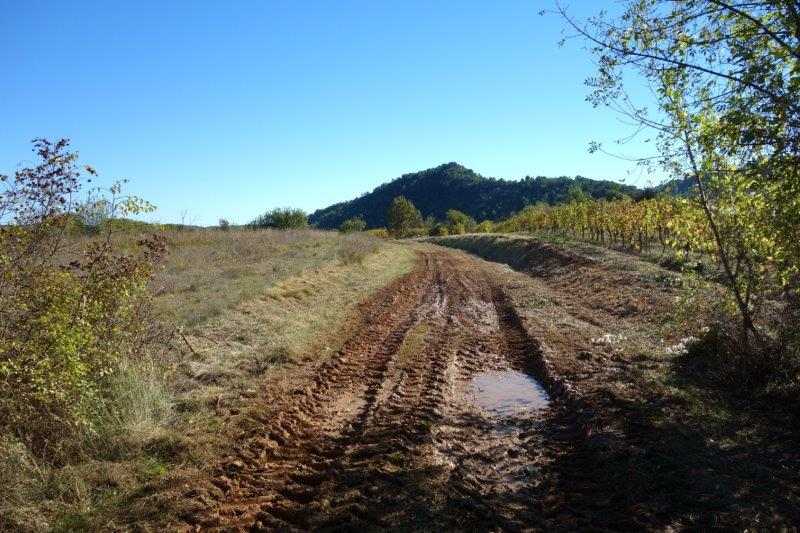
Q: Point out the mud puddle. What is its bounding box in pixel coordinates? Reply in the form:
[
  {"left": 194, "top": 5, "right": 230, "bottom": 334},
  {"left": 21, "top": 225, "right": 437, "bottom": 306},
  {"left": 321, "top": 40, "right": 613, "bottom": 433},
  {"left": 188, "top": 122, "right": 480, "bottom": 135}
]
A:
[{"left": 469, "top": 369, "right": 549, "bottom": 416}]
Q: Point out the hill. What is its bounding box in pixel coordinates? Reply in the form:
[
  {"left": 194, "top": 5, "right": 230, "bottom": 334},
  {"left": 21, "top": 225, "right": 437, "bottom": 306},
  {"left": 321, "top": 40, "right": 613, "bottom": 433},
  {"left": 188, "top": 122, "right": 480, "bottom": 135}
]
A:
[
  {"left": 309, "top": 163, "right": 642, "bottom": 229},
  {"left": 655, "top": 176, "right": 695, "bottom": 196}
]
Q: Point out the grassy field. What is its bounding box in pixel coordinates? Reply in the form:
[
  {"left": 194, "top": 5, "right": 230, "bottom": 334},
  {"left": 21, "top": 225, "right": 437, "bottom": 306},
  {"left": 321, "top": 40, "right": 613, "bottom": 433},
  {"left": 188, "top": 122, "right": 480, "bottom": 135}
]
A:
[{"left": 1, "top": 228, "right": 415, "bottom": 532}]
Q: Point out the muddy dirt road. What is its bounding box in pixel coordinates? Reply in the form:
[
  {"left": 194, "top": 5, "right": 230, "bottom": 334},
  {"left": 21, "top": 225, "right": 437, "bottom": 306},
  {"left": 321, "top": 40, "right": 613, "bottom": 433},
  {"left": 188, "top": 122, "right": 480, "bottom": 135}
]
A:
[{"left": 182, "top": 249, "right": 556, "bottom": 531}]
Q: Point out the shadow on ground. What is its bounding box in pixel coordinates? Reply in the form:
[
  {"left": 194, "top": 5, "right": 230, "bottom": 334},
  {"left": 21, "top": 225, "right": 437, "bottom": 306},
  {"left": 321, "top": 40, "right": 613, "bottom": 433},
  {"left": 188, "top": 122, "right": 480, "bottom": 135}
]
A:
[{"left": 533, "top": 363, "right": 800, "bottom": 530}]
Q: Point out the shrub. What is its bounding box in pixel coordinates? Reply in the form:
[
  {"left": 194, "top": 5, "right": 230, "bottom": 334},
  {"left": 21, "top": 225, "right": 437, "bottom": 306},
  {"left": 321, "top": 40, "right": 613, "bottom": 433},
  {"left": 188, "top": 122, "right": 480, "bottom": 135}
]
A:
[
  {"left": 100, "top": 217, "right": 153, "bottom": 234},
  {"left": 449, "top": 222, "right": 466, "bottom": 235},
  {"left": 445, "top": 209, "right": 475, "bottom": 234},
  {"left": 401, "top": 227, "right": 429, "bottom": 238},
  {"left": 0, "top": 139, "right": 165, "bottom": 461},
  {"left": 218, "top": 218, "right": 231, "bottom": 231},
  {"left": 678, "top": 322, "right": 798, "bottom": 398},
  {"left": 249, "top": 208, "right": 308, "bottom": 230},
  {"left": 430, "top": 223, "right": 449, "bottom": 236},
  {"left": 339, "top": 217, "right": 367, "bottom": 233},
  {"left": 475, "top": 220, "right": 494, "bottom": 233}
]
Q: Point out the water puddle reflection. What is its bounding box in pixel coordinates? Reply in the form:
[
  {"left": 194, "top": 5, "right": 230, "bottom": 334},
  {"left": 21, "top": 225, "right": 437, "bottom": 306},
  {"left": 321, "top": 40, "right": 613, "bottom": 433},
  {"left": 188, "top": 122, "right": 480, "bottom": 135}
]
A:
[{"left": 469, "top": 370, "right": 549, "bottom": 416}]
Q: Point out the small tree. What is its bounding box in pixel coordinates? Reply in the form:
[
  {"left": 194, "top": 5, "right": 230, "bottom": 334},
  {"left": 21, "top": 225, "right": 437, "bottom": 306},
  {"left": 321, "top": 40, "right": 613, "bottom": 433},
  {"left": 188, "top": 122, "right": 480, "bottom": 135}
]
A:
[
  {"left": 560, "top": 0, "right": 800, "bottom": 348},
  {"left": 339, "top": 216, "right": 367, "bottom": 233},
  {"left": 387, "top": 196, "right": 423, "bottom": 237},
  {"left": 218, "top": 218, "right": 231, "bottom": 231}
]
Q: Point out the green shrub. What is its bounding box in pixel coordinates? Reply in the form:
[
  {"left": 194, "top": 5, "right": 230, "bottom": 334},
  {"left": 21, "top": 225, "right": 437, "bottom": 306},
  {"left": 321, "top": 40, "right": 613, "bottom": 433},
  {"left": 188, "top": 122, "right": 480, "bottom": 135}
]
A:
[
  {"left": 430, "top": 223, "right": 449, "bottom": 236},
  {"left": 339, "top": 217, "right": 367, "bottom": 233},
  {"left": 475, "top": 220, "right": 494, "bottom": 233},
  {"left": 445, "top": 209, "right": 475, "bottom": 234},
  {"left": 399, "top": 227, "right": 429, "bottom": 238},
  {"left": 249, "top": 208, "right": 308, "bottom": 229},
  {"left": 449, "top": 222, "right": 466, "bottom": 235}
]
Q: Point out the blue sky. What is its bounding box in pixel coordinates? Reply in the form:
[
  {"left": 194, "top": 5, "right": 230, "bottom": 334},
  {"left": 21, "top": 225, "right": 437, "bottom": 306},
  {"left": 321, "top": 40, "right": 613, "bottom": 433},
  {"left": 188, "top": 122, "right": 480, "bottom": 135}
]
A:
[{"left": 1, "top": 1, "right": 659, "bottom": 225}]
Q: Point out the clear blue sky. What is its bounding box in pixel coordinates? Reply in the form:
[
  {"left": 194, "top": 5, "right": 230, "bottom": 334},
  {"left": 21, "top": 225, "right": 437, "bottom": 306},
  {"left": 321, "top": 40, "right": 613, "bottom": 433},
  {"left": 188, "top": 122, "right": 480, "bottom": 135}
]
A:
[{"left": 1, "top": 1, "right": 659, "bottom": 225}]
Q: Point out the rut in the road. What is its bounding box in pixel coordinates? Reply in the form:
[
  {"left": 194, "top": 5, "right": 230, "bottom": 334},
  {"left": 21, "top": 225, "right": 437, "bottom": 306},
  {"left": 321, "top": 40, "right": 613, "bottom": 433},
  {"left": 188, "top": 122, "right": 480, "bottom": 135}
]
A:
[{"left": 183, "top": 250, "right": 551, "bottom": 531}]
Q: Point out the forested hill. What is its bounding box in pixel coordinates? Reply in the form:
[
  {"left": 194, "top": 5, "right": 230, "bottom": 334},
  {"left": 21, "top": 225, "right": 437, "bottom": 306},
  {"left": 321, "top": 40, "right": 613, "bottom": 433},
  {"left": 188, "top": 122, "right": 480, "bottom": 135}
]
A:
[{"left": 309, "top": 162, "right": 643, "bottom": 229}]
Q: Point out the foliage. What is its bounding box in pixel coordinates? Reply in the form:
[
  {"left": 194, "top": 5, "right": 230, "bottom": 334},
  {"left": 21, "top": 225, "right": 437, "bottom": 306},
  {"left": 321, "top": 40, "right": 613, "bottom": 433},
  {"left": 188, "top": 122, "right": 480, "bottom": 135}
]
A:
[
  {"left": 562, "top": 0, "right": 800, "bottom": 347},
  {"left": 475, "top": 220, "right": 494, "bottom": 233},
  {"left": 386, "top": 196, "right": 424, "bottom": 237},
  {"left": 309, "top": 162, "right": 644, "bottom": 229},
  {"left": 249, "top": 207, "right": 308, "bottom": 230},
  {"left": 445, "top": 209, "right": 476, "bottom": 234},
  {"left": 218, "top": 218, "right": 231, "bottom": 231},
  {"left": 339, "top": 216, "right": 367, "bottom": 233},
  {"left": 567, "top": 183, "right": 591, "bottom": 203},
  {"left": 430, "top": 223, "right": 450, "bottom": 237},
  {"left": 679, "top": 322, "right": 798, "bottom": 394},
  {"left": 0, "top": 139, "right": 164, "bottom": 460}
]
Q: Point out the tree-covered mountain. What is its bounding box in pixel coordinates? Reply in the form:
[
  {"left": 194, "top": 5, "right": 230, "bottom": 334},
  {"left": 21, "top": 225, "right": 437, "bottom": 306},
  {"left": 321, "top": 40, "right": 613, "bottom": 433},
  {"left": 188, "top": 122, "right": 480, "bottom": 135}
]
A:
[
  {"left": 654, "top": 176, "right": 696, "bottom": 196},
  {"left": 309, "top": 162, "right": 643, "bottom": 229}
]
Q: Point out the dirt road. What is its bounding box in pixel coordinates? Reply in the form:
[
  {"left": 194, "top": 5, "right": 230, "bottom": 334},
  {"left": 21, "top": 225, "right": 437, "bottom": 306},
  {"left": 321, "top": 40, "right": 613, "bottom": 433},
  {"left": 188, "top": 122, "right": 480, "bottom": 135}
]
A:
[{"left": 182, "top": 248, "right": 555, "bottom": 531}]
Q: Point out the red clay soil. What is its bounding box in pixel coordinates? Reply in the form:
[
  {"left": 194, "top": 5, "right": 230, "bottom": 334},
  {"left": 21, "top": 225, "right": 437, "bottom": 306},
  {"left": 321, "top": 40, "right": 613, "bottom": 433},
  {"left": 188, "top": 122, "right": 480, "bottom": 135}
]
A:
[{"left": 171, "top": 244, "right": 800, "bottom": 531}]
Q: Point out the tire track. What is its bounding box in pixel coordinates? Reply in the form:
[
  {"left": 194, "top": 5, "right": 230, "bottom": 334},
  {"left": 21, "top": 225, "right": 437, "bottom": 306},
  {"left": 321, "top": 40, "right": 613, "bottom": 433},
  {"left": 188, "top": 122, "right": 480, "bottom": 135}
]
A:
[{"left": 181, "top": 249, "right": 552, "bottom": 531}]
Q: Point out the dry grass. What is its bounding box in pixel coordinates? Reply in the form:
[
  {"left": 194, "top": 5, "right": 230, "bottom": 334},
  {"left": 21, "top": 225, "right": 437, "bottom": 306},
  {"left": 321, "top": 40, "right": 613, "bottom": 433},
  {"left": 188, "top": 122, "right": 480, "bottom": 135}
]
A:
[
  {"left": 1, "top": 228, "right": 415, "bottom": 532},
  {"left": 336, "top": 233, "right": 382, "bottom": 265},
  {"left": 152, "top": 229, "right": 351, "bottom": 327}
]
